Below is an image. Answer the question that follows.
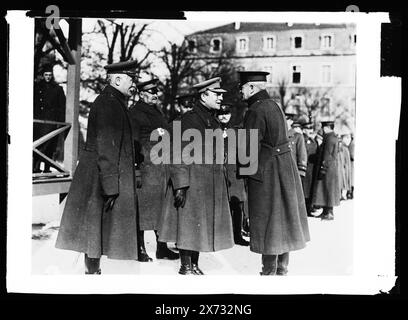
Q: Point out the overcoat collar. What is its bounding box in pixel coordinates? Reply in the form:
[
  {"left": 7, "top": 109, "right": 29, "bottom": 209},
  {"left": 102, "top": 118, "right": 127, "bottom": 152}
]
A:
[
  {"left": 104, "top": 84, "right": 127, "bottom": 108},
  {"left": 133, "top": 100, "right": 164, "bottom": 117},
  {"left": 247, "top": 90, "right": 270, "bottom": 108},
  {"left": 194, "top": 101, "right": 220, "bottom": 128}
]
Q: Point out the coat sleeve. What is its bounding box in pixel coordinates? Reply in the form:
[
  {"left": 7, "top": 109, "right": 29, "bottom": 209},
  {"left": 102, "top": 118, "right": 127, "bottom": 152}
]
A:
[
  {"left": 168, "top": 116, "right": 195, "bottom": 190},
  {"left": 296, "top": 134, "right": 308, "bottom": 176},
  {"left": 95, "top": 98, "right": 124, "bottom": 196},
  {"left": 321, "top": 135, "right": 337, "bottom": 171}
]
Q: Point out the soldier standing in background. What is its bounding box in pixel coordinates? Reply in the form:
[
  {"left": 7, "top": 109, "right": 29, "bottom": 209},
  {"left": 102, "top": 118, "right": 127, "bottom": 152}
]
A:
[
  {"left": 301, "top": 121, "right": 319, "bottom": 216},
  {"left": 171, "top": 92, "right": 196, "bottom": 121},
  {"left": 217, "top": 103, "right": 249, "bottom": 246},
  {"left": 238, "top": 71, "right": 310, "bottom": 276},
  {"left": 55, "top": 60, "right": 139, "bottom": 274},
  {"left": 312, "top": 121, "right": 341, "bottom": 221},
  {"left": 33, "top": 63, "right": 66, "bottom": 173},
  {"left": 129, "top": 79, "right": 179, "bottom": 262},
  {"left": 286, "top": 113, "right": 308, "bottom": 180}
]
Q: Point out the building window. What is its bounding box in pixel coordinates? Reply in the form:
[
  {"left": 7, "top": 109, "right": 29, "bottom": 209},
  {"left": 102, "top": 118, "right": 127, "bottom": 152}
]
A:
[
  {"left": 350, "top": 33, "right": 357, "bottom": 47},
  {"left": 210, "top": 37, "right": 222, "bottom": 53},
  {"left": 265, "top": 66, "right": 273, "bottom": 83},
  {"left": 321, "top": 34, "right": 334, "bottom": 49},
  {"left": 321, "top": 65, "right": 332, "bottom": 84},
  {"left": 263, "top": 35, "right": 276, "bottom": 51},
  {"left": 187, "top": 39, "right": 197, "bottom": 53},
  {"left": 236, "top": 36, "right": 249, "bottom": 52},
  {"left": 292, "top": 65, "right": 302, "bottom": 84},
  {"left": 291, "top": 35, "right": 303, "bottom": 49}
]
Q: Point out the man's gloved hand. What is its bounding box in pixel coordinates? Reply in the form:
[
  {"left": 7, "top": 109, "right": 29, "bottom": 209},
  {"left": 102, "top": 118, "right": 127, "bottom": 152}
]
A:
[
  {"left": 174, "top": 188, "right": 187, "bottom": 209},
  {"left": 104, "top": 194, "right": 119, "bottom": 212}
]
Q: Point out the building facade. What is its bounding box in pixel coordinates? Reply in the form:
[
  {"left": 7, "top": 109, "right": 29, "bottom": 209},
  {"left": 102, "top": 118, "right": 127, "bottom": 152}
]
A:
[{"left": 186, "top": 22, "right": 356, "bottom": 132}]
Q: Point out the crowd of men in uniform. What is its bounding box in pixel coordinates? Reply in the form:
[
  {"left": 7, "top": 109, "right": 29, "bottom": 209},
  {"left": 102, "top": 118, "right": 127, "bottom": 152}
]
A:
[{"left": 49, "top": 59, "right": 354, "bottom": 276}]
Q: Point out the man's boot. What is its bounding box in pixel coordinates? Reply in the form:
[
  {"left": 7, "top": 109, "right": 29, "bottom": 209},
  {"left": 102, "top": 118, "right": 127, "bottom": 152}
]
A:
[
  {"left": 231, "top": 200, "right": 249, "bottom": 246},
  {"left": 260, "top": 254, "right": 277, "bottom": 275},
  {"left": 179, "top": 250, "right": 195, "bottom": 275},
  {"left": 155, "top": 231, "right": 179, "bottom": 260},
  {"left": 277, "top": 252, "right": 289, "bottom": 275},
  {"left": 84, "top": 253, "right": 101, "bottom": 274},
  {"left": 191, "top": 251, "right": 204, "bottom": 275},
  {"left": 320, "top": 207, "right": 334, "bottom": 221},
  {"left": 137, "top": 230, "right": 153, "bottom": 262}
]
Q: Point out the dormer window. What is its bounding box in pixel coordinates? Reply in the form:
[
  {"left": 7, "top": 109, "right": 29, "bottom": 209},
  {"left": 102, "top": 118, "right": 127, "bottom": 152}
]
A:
[
  {"left": 236, "top": 36, "right": 249, "bottom": 53},
  {"left": 263, "top": 35, "right": 276, "bottom": 51},
  {"left": 187, "top": 39, "right": 197, "bottom": 53},
  {"left": 321, "top": 34, "right": 334, "bottom": 49},
  {"left": 210, "top": 37, "right": 222, "bottom": 53},
  {"left": 291, "top": 35, "right": 304, "bottom": 50}
]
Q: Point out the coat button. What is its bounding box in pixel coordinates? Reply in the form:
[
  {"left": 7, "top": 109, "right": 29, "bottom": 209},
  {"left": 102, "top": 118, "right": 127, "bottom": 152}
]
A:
[{"left": 276, "top": 148, "right": 280, "bottom": 152}]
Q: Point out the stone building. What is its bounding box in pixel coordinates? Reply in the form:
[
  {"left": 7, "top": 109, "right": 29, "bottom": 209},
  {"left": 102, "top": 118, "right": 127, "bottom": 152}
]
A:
[{"left": 185, "top": 22, "right": 356, "bottom": 132}]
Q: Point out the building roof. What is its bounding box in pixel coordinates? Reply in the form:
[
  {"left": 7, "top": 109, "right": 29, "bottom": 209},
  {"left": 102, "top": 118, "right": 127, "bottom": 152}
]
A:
[{"left": 190, "top": 22, "right": 352, "bottom": 35}]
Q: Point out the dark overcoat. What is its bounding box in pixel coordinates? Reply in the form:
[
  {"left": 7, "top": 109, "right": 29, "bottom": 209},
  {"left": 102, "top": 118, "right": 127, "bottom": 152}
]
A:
[
  {"left": 33, "top": 80, "right": 66, "bottom": 160},
  {"left": 313, "top": 131, "right": 341, "bottom": 208},
  {"left": 158, "top": 102, "right": 234, "bottom": 252},
  {"left": 242, "top": 90, "right": 310, "bottom": 255},
  {"left": 55, "top": 85, "right": 139, "bottom": 260},
  {"left": 288, "top": 128, "right": 308, "bottom": 177},
  {"left": 302, "top": 134, "right": 319, "bottom": 199},
  {"left": 129, "top": 101, "right": 169, "bottom": 230}
]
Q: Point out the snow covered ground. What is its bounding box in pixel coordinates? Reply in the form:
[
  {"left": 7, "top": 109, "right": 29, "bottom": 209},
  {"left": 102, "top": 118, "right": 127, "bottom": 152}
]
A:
[{"left": 32, "top": 200, "right": 353, "bottom": 276}]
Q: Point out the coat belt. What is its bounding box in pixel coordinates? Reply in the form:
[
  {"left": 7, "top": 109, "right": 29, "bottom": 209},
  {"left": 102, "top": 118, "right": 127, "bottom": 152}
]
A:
[{"left": 260, "top": 141, "right": 291, "bottom": 157}]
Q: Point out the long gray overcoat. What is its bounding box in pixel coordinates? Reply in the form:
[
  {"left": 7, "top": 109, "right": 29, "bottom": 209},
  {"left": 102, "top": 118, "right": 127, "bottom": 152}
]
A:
[
  {"left": 55, "top": 85, "right": 139, "bottom": 260},
  {"left": 242, "top": 90, "right": 310, "bottom": 255},
  {"left": 129, "top": 100, "right": 169, "bottom": 230},
  {"left": 313, "top": 131, "right": 341, "bottom": 208},
  {"left": 157, "top": 102, "right": 234, "bottom": 252}
]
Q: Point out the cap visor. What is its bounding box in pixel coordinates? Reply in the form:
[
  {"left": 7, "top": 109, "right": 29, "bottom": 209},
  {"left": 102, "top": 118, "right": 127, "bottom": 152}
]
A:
[{"left": 209, "top": 88, "right": 227, "bottom": 93}]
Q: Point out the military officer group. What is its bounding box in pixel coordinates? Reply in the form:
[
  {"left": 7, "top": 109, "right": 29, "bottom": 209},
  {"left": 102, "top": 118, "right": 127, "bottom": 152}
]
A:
[{"left": 54, "top": 59, "right": 355, "bottom": 276}]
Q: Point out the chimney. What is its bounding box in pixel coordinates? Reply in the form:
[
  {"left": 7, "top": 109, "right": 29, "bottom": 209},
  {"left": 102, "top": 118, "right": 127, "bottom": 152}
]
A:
[{"left": 235, "top": 22, "right": 240, "bottom": 30}]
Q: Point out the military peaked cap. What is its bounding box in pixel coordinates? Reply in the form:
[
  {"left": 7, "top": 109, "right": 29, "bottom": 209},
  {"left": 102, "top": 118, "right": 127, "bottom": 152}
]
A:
[
  {"left": 104, "top": 60, "right": 138, "bottom": 78},
  {"left": 217, "top": 102, "right": 233, "bottom": 115},
  {"left": 238, "top": 71, "right": 269, "bottom": 86},
  {"left": 136, "top": 78, "right": 160, "bottom": 92},
  {"left": 302, "top": 122, "right": 314, "bottom": 129},
  {"left": 321, "top": 120, "right": 335, "bottom": 127},
  {"left": 193, "top": 77, "right": 227, "bottom": 93}
]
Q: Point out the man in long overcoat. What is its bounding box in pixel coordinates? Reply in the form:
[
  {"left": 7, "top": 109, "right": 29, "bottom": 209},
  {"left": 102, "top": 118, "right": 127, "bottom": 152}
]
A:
[
  {"left": 129, "top": 79, "right": 179, "bottom": 262},
  {"left": 158, "top": 77, "right": 234, "bottom": 275},
  {"left": 347, "top": 134, "right": 355, "bottom": 199},
  {"left": 238, "top": 71, "right": 310, "bottom": 276},
  {"left": 312, "top": 121, "right": 341, "bottom": 220},
  {"left": 33, "top": 64, "right": 66, "bottom": 172},
  {"left": 286, "top": 114, "right": 308, "bottom": 179},
  {"left": 301, "top": 121, "right": 319, "bottom": 216},
  {"left": 55, "top": 61, "right": 139, "bottom": 274}
]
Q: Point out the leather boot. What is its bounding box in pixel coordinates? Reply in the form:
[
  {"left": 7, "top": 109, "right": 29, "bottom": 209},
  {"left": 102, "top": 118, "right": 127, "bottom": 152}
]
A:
[
  {"left": 84, "top": 254, "right": 101, "bottom": 274},
  {"left": 320, "top": 207, "right": 334, "bottom": 221},
  {"left": 191, "top": 251, "right": 204, "bottom": 275},
  {"left": 155, "top": 231, "right": 179, "bottom": 260},
  {"left": 179, "top": 250, "right": 195, "bottom": 275},
  {"left": 260, "top": 254, "right": 277, "bottom": 275},
  {"left": 277, "top": 252, "right": 289, "bottom": 275},
  {"left": 231, "top": 200, "right": 249, "bottom": 246},
  {"left": 137, "top": 230, "right": 153, "bottom": 262}
]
